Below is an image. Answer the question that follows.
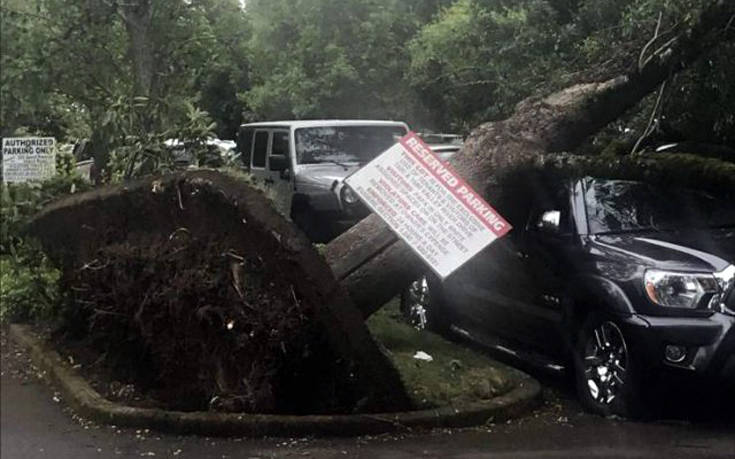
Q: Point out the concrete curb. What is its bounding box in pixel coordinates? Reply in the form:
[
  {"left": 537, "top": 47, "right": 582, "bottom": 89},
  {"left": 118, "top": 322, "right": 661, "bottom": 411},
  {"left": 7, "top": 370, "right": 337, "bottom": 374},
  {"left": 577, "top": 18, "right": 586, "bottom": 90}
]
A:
[{"left": 9, "top": 324, "right": 542, "bottom": 437}]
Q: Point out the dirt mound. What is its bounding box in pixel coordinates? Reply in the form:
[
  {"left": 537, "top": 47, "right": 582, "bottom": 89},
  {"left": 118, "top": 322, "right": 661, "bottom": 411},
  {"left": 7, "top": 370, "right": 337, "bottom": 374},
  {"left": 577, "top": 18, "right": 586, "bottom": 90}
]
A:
[{"left": 27, "top": 170, "right": 410, "bottom": 414}]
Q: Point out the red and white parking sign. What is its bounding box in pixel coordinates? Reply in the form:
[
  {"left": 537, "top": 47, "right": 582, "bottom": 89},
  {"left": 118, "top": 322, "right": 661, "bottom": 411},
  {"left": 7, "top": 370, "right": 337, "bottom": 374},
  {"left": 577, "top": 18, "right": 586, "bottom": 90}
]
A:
[{"left": 345, "top": 132, "right": 511, "bottom": 278}]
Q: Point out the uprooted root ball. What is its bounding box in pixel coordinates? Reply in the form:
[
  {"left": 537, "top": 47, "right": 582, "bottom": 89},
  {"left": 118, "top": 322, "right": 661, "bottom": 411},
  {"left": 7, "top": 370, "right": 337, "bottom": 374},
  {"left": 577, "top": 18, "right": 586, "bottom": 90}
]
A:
[
  {"left": 29, "top": 171, "right": 412, "bottom": 414},
  {"left": 59, "top": 233, "right": 356, "bottom": 414}
]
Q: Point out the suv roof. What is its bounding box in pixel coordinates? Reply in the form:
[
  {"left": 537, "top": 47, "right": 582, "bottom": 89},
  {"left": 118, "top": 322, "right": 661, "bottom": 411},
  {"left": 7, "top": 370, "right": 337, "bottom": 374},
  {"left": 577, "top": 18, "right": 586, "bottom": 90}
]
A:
[{"left": 240, "top": 120, "right": 407, "bottom": 129}]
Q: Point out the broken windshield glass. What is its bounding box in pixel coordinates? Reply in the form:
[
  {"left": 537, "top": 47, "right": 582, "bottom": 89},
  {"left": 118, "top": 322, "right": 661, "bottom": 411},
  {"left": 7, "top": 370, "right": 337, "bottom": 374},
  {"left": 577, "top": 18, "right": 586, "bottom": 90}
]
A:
[{"left": 584, "top": 178, "right": 735, "bottom": 234}]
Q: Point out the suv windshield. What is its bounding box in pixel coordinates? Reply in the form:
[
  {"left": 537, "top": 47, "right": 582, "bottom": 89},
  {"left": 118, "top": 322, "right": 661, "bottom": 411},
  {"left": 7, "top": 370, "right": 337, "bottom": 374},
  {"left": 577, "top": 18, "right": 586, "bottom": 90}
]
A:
[
  {"left": 585, "top": 178, "right": 735, "bottom": 234},
  {"left": 295, "top": 125, "right": 406, "bottom": 165}
]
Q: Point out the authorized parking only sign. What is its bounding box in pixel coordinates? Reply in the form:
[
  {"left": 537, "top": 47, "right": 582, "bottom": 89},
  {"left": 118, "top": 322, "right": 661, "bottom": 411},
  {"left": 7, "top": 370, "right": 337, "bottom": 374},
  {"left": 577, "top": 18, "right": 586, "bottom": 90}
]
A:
[
  {"left": 345, "top": 132, "right": 511, "bottom": 278},
  {"left": 2, "top": 137, "right": 56, "bottom": 183}
]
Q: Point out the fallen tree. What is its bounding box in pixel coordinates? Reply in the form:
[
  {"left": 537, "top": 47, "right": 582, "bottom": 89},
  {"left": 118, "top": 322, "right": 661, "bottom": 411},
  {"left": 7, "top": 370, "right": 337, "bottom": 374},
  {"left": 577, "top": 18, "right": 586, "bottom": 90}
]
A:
[
  {"left": 27, "top": 171, "right": 411, "bottom": 414},
  {"left": 325, "top": 0, "right": 735, "bottom": 317}
]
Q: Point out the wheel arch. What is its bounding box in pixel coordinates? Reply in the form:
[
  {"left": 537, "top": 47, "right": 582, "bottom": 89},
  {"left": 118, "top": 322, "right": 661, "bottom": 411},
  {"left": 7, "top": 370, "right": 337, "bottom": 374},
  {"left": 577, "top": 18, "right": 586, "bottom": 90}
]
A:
[
  {"left": 563, "top": 274, "right": 636, "bottom": 346},
  {"left": 289, "top": 193, "right": 311, "bottom": 215}
]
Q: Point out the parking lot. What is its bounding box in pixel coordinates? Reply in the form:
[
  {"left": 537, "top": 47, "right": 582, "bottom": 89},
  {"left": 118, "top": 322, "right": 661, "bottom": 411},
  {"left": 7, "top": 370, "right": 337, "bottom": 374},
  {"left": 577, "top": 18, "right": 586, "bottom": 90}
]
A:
[{"left": 3, "top": 330, "right": 733, "bottom": 459}]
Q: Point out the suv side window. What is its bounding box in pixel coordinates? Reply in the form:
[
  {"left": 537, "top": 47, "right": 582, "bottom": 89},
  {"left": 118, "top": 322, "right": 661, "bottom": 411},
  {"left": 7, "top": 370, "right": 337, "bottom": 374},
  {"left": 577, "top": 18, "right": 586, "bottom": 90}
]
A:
[
  {"left": 269, "top": 131, "right": 290, "bottom": 168},
  {"left": 252, "top": 131, "right": 268, "bottom": 169},
  {"left": 526, "top": 182, "right": 572, "bottom": 236},
  {"left": 237, "top": 128, "right": 253, "bottom": 169}
]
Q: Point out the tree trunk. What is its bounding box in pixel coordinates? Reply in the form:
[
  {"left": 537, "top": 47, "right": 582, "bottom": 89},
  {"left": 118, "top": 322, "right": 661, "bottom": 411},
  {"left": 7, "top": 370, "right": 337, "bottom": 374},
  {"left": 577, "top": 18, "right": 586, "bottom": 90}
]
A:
[
  {"left": 118, "top": 0, "right": 155, "bottom": 98},
  {"left": 326, "top": 0, "right": 735, "bottom": 318}
]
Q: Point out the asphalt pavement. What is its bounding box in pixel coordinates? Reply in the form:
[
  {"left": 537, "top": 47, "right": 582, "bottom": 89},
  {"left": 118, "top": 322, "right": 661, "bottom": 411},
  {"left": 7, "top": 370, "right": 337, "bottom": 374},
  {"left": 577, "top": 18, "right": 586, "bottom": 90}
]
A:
[{"left": 2, "top": 330, "right": 734, "bottom": 459}]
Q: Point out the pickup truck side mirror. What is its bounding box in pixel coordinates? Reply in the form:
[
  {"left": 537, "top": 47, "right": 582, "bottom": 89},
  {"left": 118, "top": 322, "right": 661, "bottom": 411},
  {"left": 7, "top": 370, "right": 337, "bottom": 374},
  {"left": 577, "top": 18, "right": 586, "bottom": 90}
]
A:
[
  {"left": 269, "top": 155, "right": 289, "bottom": 172},
  {"left": 535, "top": 210, "right": 561, "bottom": 234}
]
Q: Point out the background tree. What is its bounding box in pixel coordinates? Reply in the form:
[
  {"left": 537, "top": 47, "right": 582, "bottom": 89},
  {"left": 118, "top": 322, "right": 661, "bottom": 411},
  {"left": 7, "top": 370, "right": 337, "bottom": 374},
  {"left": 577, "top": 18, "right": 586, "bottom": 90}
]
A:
[
  {"left": 1, "top": 0, "right": 252, "bottom": 177},
  {"left": 244, "top": 0, "right": 450, "bottom": 125},
  {"left": 195, "top": 0, "right": 252, "bottom": 139},
  {"left": 407, "top": 0, "right": 735, "bottom": 147},
  {"left": 3, "top": 0, "right": 733, "bottom": 176},
  {"left": 408, "top": 0, "right": 567, "bottom": 131}
]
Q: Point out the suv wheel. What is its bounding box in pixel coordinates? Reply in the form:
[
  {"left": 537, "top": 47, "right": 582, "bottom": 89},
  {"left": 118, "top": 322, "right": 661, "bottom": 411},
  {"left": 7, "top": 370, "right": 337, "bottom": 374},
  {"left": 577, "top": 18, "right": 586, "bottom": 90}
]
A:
[
  {"left": 399, "top": 275, "right": 448, "bottom": 333},
  {"left": 574, "top": 315, "right": 642, "bottom": 418}
]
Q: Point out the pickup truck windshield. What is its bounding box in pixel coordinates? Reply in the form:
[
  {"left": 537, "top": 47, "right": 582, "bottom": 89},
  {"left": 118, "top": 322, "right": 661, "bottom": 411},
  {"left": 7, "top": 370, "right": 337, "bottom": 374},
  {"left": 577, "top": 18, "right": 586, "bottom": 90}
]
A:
[
  {"left": 295, "top": 126, "right": 406, "bottom": 165},
  {"left": 585, "top": 179, "right": 735, "bottom": 234}
]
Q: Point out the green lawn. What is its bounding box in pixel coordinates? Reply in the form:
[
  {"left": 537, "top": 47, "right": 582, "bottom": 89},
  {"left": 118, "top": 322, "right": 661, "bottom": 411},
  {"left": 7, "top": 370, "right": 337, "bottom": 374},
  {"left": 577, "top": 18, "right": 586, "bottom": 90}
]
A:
[{"left": 367, "top": 299, "right": 515, "bottom": 410}]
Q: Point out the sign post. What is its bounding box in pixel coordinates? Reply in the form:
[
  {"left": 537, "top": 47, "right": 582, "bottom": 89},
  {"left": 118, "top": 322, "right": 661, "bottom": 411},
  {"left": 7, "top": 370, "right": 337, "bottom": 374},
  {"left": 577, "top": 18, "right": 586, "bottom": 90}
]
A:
[
  {"left": 345, "top": 132, "right": 511, "bottom": 278},
  {"left": 2, "top": 137, "right": 57, "bottom": 183}
]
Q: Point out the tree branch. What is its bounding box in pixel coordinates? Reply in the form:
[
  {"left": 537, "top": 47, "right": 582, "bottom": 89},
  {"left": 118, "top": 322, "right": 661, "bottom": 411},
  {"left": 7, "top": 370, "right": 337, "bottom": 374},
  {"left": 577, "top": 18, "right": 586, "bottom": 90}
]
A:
[
  {"left": 0, "top": 5, "right": 53, "bottom": 21},
  {"left": 638, "top": 11, "right": 663, "bottom": 71},
  {"left": 630, "top": 81, "right": 667, "bottom": 156}
]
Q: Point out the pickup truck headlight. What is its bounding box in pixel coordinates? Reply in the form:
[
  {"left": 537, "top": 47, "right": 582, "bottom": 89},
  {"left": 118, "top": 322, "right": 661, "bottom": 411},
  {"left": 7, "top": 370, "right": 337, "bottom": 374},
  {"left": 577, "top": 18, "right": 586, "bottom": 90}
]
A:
[
  {"left": 714, "top": 265, "right": 735, "bottom": 314},
  {"left": 644, "top": 270, "right": 719, "bottom": 309}
]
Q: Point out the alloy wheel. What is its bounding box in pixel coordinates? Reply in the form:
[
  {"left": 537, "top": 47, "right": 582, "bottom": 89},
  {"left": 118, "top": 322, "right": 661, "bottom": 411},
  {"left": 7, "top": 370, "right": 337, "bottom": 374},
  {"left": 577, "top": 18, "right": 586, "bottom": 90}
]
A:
[
  {"left": 582, "top": 321, "right": 628, "bottom": 405},
  {"left": 405, "top": 277, "right": 430, "bottom": 330}
]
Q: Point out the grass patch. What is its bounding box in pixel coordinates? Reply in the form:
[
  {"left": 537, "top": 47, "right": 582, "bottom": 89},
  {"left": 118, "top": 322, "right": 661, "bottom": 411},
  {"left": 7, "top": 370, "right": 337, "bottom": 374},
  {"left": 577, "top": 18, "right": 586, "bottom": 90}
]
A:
[{"left": 367, "top": 299, "right": 515, "bottom": 410}]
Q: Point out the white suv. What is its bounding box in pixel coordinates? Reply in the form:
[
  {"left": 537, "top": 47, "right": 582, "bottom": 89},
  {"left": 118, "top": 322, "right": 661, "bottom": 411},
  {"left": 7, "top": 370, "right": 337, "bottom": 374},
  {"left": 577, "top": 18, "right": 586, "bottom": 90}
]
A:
[{"left": 237, "top": 120, "right": 409, "bottom": 242}]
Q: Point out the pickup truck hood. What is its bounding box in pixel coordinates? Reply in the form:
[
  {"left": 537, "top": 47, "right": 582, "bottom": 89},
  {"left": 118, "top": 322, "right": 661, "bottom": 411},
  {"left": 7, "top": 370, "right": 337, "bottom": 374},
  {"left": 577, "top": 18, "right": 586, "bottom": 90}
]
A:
[
  {"left": 294, "top": 163, "right": 361, "bottom": 190},
  {"left": 589, "top": 229, "right": 735, "bottom": 273}
]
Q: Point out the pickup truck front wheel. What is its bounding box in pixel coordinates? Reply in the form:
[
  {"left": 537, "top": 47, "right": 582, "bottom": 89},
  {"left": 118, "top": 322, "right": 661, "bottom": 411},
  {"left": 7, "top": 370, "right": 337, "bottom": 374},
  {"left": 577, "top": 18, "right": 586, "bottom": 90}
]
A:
[{"left": 574, "top": 315, "right": 643, "bottom": 418}]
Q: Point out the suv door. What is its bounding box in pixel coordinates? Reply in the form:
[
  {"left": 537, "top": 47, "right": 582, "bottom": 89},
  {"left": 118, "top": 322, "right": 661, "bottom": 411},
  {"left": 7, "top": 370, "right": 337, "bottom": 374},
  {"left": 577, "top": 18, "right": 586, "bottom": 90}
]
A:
[
  {"left": 505, "top": 180, "right": 578, "bottom": 358},
  {"left": 446, "top": 180, "right": 573, "bottom": 359},
  {"left": 237, "top": 127, "right": 254, "bottom": 169},
  {"left": 267, "top": 129, "right": 293, "bottom": 217},
  {"left": 446, "top": 235, "right": 542, "bottom": 349},
  {"left": 250, "top": 129, "right": 269, "bottom": 181},
  {"left": 444, "top": 177, "right": 542, "bottom": 349}
]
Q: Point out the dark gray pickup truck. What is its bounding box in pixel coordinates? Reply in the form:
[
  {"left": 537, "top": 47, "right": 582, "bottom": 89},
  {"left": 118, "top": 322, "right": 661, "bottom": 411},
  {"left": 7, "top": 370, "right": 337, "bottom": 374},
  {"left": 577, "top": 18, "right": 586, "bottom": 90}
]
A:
[{"left": 402, "top": 176, "right": 735, "bottom": 417}]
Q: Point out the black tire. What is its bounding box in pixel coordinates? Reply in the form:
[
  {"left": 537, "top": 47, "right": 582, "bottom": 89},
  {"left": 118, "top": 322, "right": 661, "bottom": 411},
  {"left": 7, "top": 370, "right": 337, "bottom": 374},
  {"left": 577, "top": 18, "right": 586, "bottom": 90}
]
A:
[
  {"left": 399, "top": 275, "right": 449, "bottom": 334},
  {"left": 573, "top": 314, "right": 644, "bottom": 418}
]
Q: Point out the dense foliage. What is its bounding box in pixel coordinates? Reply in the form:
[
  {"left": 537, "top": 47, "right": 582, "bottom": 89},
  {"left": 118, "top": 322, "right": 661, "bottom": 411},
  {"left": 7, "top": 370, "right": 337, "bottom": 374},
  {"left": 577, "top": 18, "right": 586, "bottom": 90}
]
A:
[
  {"left": 0, "top": 245, "right": 59, "bottom": 323},
  {"left": 243, "top": 0, "right": 451, "bottom": 127},
  {"left": 2, "top": 0, "right": 732, "bottom": 167},
  {"left": 409, "top": 0, "right": 735, "bottom": 143},
  {"left": 1, "top": 0, "right": 250, "bottom": 178},
  {"left": 0, "top": 154, "right": 90, "bottom": 323}
]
